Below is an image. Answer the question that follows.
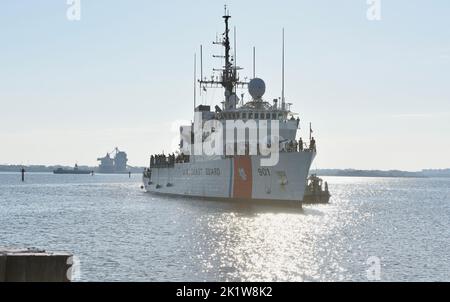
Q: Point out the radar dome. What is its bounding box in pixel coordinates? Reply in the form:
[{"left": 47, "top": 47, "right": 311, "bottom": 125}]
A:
[{"left": 248, "top": 78, "right": 266, "bottom": 100}]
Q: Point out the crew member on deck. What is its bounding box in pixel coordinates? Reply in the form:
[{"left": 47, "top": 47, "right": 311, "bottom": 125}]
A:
[{"left": 310, "top": 137, "right": 316, "bottom": 151}]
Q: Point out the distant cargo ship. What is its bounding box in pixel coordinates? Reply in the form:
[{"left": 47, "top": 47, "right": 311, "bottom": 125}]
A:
[
  {"left": 97, "top": 147, "right": 129, "bottom": 174},
  {"left": 53, "top": 164, "right": 92, "bottom": 175}
]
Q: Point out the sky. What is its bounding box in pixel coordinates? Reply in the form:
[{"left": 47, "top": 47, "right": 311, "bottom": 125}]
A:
[{"left": 0, "top": 0, "right": 449, "bottom": 170}]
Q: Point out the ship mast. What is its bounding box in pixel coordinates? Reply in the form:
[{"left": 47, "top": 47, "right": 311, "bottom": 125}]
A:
[{"left": 199, "top": 6, "right": 248, "bottom": 110}]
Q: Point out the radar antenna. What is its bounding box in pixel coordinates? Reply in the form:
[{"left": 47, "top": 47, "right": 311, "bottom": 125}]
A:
[{"left": 199, "top": 7, "right": 248, "bottom": 109}]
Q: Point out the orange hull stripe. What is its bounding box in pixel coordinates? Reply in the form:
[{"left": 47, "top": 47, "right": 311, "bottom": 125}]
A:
[{"left": 233, "top": 156, "right": 253, "bottom": 199}]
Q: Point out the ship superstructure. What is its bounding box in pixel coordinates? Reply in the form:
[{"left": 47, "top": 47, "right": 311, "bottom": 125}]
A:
[{"left": 143, "top": 9, "right": 318, "bottom": 206}]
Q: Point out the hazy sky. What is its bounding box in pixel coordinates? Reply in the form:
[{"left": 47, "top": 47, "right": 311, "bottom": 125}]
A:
[{"left": 1, "top": 0, "right": 449, "bottom": 170}]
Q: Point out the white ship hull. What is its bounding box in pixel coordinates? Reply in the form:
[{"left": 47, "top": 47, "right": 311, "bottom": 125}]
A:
[{"left": 143, "top": 151, "right": 315, "bottom": 206}]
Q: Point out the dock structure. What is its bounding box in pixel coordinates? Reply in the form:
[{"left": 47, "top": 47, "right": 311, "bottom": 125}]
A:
[{"left": 0, "top": 248, "right": 73, "bottom": 282}]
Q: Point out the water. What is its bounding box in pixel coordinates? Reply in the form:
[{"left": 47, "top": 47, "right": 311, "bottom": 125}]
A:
[{"left": 0, "top": 172, "right": 449, "bottom": 282}]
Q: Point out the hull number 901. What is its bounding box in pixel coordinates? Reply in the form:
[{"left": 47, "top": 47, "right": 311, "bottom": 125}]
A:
[{"left": 258, "top": 168, "right": 271, "bottom": 176}]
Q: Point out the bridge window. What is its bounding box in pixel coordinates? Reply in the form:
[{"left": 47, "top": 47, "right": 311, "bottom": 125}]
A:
[
  {"left": 249, "top": 113, "right": 253, "bottom": 119},
  {"left": 242, "top": 113, "right": 247, "bottom": 119},
  {"left": 272, "top": 113, "right": 277, "bottom": 120},
  {"left": 255, "top": 113, "right": 259, "bottom": 119}
]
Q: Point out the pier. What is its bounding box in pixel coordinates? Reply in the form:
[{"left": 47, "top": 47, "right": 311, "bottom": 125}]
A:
[{"left": 0, "top": 248, "right": 72, "bottom": 282}]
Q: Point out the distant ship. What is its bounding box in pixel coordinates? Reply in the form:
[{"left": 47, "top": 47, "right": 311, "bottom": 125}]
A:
[
  {"left": 53, "top": 164, "right": 92, "bottom": 175},
  {"left": 97, "top": 147, "right": 129, "bottom": 174}
]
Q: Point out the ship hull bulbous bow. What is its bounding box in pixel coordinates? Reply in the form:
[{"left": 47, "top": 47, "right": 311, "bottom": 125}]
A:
[{"left": 143, "top": 152, "right": 315, "bottom": 206}]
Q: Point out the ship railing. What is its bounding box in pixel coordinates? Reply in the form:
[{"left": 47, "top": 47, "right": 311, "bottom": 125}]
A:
[
  {"left": 149, "top": 140, "right": 316, "bottom": 167},
  {"left": 150, "top": 154, "right": 190, "bottom": 169},
  {"left": 282, "top": 140, "right": 316, "bottom": 153},
  {"left": 220, "top": 141, "right": 316, "bottom": 158}
]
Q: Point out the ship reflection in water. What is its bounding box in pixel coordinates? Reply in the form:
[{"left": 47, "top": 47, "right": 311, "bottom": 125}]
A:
[
  {"left": 1, "top": 173, "right": 449, "bottom": 281},
  {"left": 185, "top": 202, "right": 346, "bottom": 282}
]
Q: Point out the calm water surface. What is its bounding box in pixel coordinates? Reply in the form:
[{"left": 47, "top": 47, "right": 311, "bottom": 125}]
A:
[{"left": 0, "top": 172, "right": 449, "bottom": 281}]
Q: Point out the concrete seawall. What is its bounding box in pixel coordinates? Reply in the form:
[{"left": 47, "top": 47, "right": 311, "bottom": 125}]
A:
[{"left": 0, "top": 248, "right": 72, "bottom": 282}]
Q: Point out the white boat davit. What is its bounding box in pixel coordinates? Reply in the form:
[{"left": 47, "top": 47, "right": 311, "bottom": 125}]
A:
[{"left": 143, "top": 8, "right": 319, "bottom": 206}]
